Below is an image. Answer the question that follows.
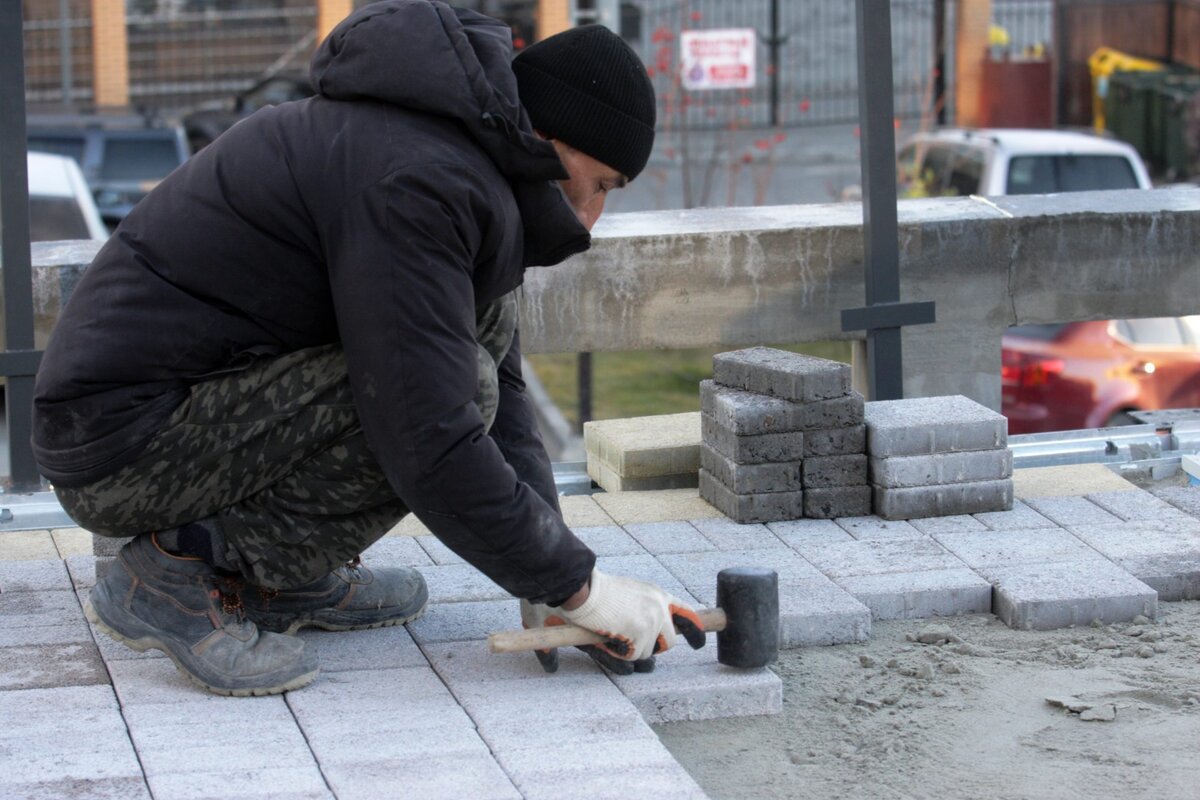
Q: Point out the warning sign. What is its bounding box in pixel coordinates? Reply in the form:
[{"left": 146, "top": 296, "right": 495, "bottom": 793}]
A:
[{"left": 680, "top": 28, "right": 757, "bottom": 91}]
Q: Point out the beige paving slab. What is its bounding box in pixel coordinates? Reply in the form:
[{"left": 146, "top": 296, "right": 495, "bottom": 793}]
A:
[
  {"left": 384, "top": 514, "right": 432, "bottom": 537},
  {"left": 593, "top": 488, "right": 722, "bottom": 525},
  {"left": 1012, "top": 463, "right": 1136, "bottom": 499},
  {"left": 584, "top": 412, "right": 701, "bottom": 477},
  {"left": 52, "top": 527, "right": 93, "bottom": 558},
  {"left": 0, "top": 530, "right": 58, "bottom": 561},
  {"left": 560, "top": 494, "right": 617, "bottom": 527}
]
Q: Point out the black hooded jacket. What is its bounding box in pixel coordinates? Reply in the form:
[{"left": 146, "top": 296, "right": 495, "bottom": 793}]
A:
[{"left": 32, "top": 0, "right": 596, "bottom": 605}]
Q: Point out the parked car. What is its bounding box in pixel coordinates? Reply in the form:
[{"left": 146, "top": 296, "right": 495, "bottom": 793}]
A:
[
  {"left": 27, "top": 150, "right": 108, "bottom": 242},
  {"left": 26, "top": 113, "right": 191, "bottom": 228},
  {"left": 1002, "top": 318, "right": 1200, "bottom": 434},
  {"left": 897, "top": 128, "right": 1152, "bottom": 197},
  {"left": 182, "top": 72, "right": 313, "bottom": 152}
]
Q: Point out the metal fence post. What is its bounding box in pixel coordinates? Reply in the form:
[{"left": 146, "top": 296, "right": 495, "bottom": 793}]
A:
[
  {"left": 841, "top": 0, "right": 936, "bottom": 401},
  {"left": 1, "top": 1, "right": 46, "bottom": 491}
]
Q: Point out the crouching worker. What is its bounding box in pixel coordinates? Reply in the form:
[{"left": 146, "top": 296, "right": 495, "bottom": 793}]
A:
[{"left": 32, "top": 0, "right": 704, "bottom": 696}]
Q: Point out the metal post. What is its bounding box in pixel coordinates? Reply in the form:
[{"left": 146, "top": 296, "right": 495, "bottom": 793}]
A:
[
  {"left": 0, "top": 1, "right": 45, "bottom": 491},
  {"left": 59, "top": 0, "right": 74, "bottom": 106},
  {"left": 934, "top": 0, "right": 947, "bottom": 125},
  {"left": 576, "top": 352, "right": 593, "bottom": 433},
  {"left": 841, "top": 0, "right": 935, "bottom": 401},
  {"left": 768, "top": 0, "right": 781, "bottom": 127}
]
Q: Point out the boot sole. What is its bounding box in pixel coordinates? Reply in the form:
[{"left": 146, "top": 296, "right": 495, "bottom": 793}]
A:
[
  {"left": 277, "top": 594, "right": 430, "bottom": 635},
  {"left": 84, "top": 596, "right": 319, "bottom": 697}
]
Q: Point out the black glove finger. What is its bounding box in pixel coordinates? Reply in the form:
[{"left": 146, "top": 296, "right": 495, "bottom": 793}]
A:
[
  {"left": 671, "top": 609, "right": 708, "bottom": 650},
  {"left": 533, "top": 647, "right": 559, "bottom": 674},
  {"left": 633, "top": 655, "right": 656, "bottom": 673},
  {"left": 576, "top": 645, "right": 634, "bottom": 676}
]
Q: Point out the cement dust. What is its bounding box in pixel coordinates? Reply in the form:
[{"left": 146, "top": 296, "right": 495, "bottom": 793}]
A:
[{"left": 654, "top": 601, "right": 1200, "bottom": 799}]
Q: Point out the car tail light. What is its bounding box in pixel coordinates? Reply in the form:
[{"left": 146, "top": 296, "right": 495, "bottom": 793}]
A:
[{"left": 1001, "top": 350, "right": 1065, "bottom": 388}]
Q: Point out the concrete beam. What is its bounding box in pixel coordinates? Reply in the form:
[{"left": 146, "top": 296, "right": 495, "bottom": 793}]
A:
[{"left": 31, "top": 188, "right": 1200, "bottom": 412}]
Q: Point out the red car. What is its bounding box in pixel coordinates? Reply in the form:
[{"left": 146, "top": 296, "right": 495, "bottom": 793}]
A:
[{"left": 1002, "top": 317, "right": 1200, "bottom": 434}]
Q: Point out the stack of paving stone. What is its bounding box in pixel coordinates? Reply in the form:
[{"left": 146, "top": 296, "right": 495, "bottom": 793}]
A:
[
  {"left": 583, "top": 412, "right": 701, "bottom": 492},
  {"left": 866, "top": 395, "right": 1013, "bottom": 520},
  {"left": 698, "top": 347, "right": 869, "bottom": 523}
]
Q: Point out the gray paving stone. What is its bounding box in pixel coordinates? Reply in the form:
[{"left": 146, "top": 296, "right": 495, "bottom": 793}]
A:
[
  {"left": 689, "top": 517, "right": 789, "bottom": 551},
  {"left": 424, "top": 640, "right": 603, "bottom": 684},
  {"left": 90, "top": 533, "right": 130, "bottom": 559},
  {"left": 595, "top": 554, "right": 698, "bottom": 605},
  {"left": 972, "top": 499, "right": 1057, "bottom": 530},
  {"left": 834, "top": 568, "right": 993, "bottom": 620},
  {"left": 701, "top": 445, "right": 803, "bottom": 494},
  {"left": 453, "top": 674, "right": 636, "bottom": 732},
  {"left": 0, "top": 641, "right": 109, "bottom": 690},
  {"left": 767, "top": 518, "right": 854, "bottom": 547},
  {"left": 122, "top": 693, "right": 299, "bottom": 729},
  {"left": 989, "top": 560, "right": 1158, "bottom": 630},
  {"left": 1109, "top": 553, "right": 1200, "bottom": 601},
  {"left": 1023, "top": 495, "right": 1122, "bottom": 527},
  {"left": 803, "top": 454, "right": 868, "bottom": 488},
  {"left": 1152, "top": 485, "right": 1200, "bottom": 518},
  {"left": 803, "top": 424, "right": 867, "bottom": 457},
  {"left": 713, "top": 346, "right": 852, "bottom": 402},
  {"left": 129, "top": 717, "right": 319, "bottom": 777},
  {"left": 833, "top": 516, "right": 925, "bottom": 540},
  {"left": 933, "top": 527, "right": 1107, "bottom": 571},
  {"left": 1065, "top": 519, "right": 1200, "bottom": 560},
  {"left": 702, "top": 414, "right": 804, "bottom": 464},
  {"left": 865, "top": 395, "right": 1007, "bottom": 457},
  {"left": 298, "top": 625, "right": 427, "bottom": 672},
  {"left": 472, "top": 707, "right": 656, "bottom": 756},
  {"left": 1, "top": 776, "right": 151, "bottom": 799},
  {"left": 108, "top": 658, "right": 292, "bottom": 707},
  {"left": 609, "top": 638, "right": 783, "bottom": 722},
  {"left": 422, "top": 563, "right": 510, "bottom": 603},
  {"left": 874, "top": 478, "right": 1013, "bottom": 520},
  {"left": 497, "top": 736, "right": 680, "bottom": 777},
  {"left": 624, "top": 521, "right": 715, "bottom": 554},
  {"left": 0, "top": 685, "right": 126, "bottom": 740},
  {"left": 804, "top": 485, "right": 872, "bottom": 519},
  {"left": 416, "top": 534, "right": 467, "bottom": 565},
  {"left": 701, "top": 381, "right": 863, "bottom": 435},
  {"left": 793, "top": 536, "right": 964, "bottom": 578},
  {"left": 360, "top": 534, "right": 435, "bottom": 567},
  {"left": 571, "top": 525, "right": 649, "bottom": 556},
  {"left": 908, "top": 514, "right": 989, "bottom": 535},
  {"left": 699, "top": 468, "right": 804, "bottom": 524},
  {"left": 303, "top": 715, "right": 491, "bottom": 766},
  {"left": 658, "top": 547, "right": 827, "bottom": 606},
  {"left": 514, "top": 766, "right": 707, "bottom": 800},
  {"left": 1085, "top": 489, "right": 1198, "bottom": 524},
  {"left": 321, "top": 755, "right": 520, "bottom": 800},
  {"left": 0, "top": 618, "right": 92, "bottom": 648},
  {"left": 286, "top": 667, "right": 467, "bottom": 721},
  {"left": 406, "top": 599, "right": 519, "bottom": 644},
  {"left": 146, "top": 766, "right": 332, "bottom": 800},
  {"left": 779, "top": 578, "right": 872, "bottom": 646},
  {"left": 0, "top": 559, "right": 71, "bottom": 592},
  {"left": 65, "top": 555, "right": 97, "bottom": 589},
  {"left": 869, "top": 448, "right": 1012, "bottom": 489},
  {"left": 0, "top": 590, "right": 82, "bottom": 629}
]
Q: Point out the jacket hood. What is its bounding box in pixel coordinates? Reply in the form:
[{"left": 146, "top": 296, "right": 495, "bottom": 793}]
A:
[{"left": 311, "top": 0, "right": 566, "bottom": 184}]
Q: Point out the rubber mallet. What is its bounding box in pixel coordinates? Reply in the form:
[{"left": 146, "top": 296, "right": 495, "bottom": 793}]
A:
[{"left": 487, "top": 567, "right": 780, "bottom": 669}]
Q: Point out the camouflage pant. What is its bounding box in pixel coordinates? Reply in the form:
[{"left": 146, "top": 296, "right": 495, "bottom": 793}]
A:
[{"left": 56, "top": 292, "right": 518, "bottom": 589}]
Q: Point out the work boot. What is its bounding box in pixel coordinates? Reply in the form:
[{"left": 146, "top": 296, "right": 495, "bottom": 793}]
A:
[
  {"left": 84, "top": 534, "right": 319, "bottom": 697},
  {"left": 242, "top": 558, "right": 429, "bottom": 635}
]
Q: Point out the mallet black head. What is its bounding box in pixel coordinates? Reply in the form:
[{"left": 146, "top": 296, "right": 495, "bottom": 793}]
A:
[{"left": 715, "top": 567, "right": 780, "bottom": 669}]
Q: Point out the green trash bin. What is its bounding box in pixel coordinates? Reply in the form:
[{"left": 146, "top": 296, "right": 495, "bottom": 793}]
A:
[
  {"left": 1106, "top": 71, "right": 1161, "bottom": 160},
  {"left": 1152, "top": 73, "right": 1200, "bottom": 179}
]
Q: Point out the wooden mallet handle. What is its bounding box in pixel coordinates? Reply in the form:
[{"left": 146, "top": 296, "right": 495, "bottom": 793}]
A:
[{"left": 487, "top": 607, "right": 727, "bottom": 654}]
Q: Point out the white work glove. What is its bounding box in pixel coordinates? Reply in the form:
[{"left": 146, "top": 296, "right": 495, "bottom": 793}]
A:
[{"left": 520, "top": 569, "right": 706, "bottom": 675}]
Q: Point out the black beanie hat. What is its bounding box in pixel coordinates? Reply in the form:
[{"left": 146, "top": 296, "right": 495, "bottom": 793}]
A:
[{"left": 512, "top": 25, "right": 656, "bottom": 181}]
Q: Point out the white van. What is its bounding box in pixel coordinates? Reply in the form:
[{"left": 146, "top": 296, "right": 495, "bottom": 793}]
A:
[
  {"left": 897, "top": 128, "right": 1153, "bottom": 198},
  {"left": 27, "top": 150, "right": 108, "bottom": 242}
]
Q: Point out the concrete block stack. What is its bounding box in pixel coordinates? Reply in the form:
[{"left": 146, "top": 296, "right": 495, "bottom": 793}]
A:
[
  {"left": 866, "top": 395, "right": 1012, "bottom": 520},
  {"left": 583, "top": 412, "right": 701, "bottom": 493},
  {"left": 699, "top": 347, "right": 869, "bottom": 523}
]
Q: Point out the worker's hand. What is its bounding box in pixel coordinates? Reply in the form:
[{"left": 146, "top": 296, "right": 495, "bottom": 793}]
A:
[
  {"left": 558, "top": 569, "right": 707, "bottom": 663},
  {"left": 520, "top": 598, "right": 654, "bottom": 675}
]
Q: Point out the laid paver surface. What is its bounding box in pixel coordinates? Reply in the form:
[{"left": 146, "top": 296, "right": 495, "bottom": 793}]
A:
[{"left": 2, "top": 481, "right": 1197, "bottom": 798}]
